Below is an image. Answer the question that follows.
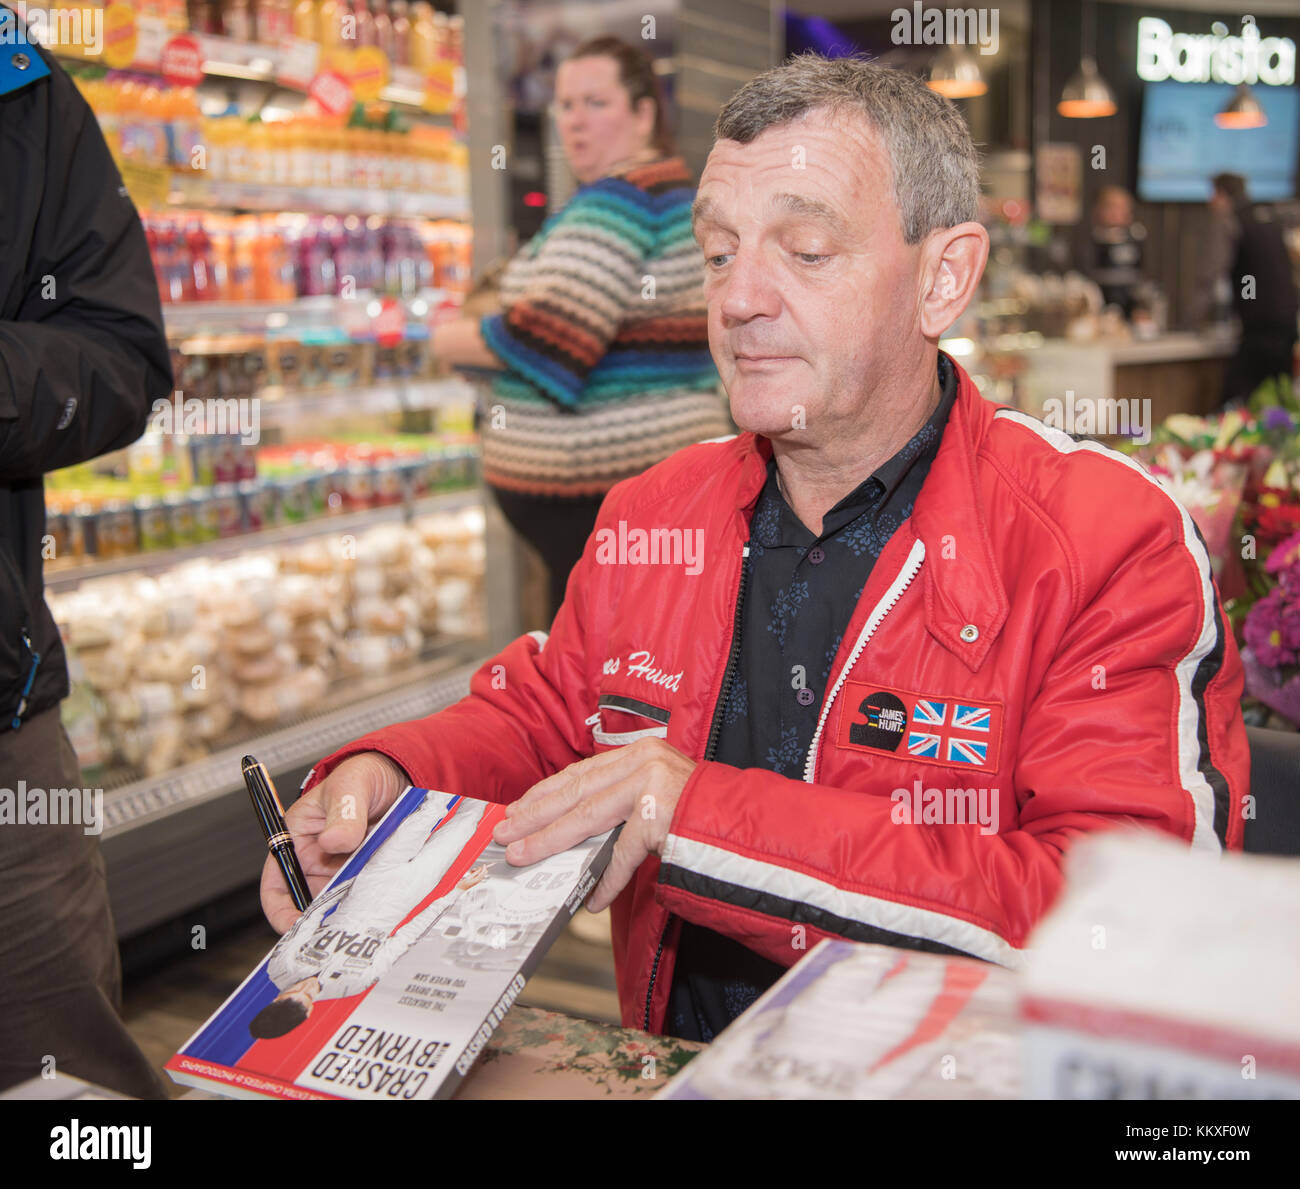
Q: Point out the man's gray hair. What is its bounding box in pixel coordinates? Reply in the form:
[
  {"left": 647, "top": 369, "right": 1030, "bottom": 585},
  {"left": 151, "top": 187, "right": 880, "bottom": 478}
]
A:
[{"left": 714, "top": 53, "right": 981, "bottom": 244}]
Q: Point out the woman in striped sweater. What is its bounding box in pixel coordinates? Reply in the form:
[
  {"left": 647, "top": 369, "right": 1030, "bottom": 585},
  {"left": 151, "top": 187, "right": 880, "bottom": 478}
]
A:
[{"left": 431, "top": 36, "right": 732, "bottom": 621}]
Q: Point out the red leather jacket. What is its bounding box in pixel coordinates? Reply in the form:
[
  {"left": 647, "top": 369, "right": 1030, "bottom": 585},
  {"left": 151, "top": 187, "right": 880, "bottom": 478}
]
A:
[{"left": 305, "top": 356, "right": 1248, "bottom": 1034}]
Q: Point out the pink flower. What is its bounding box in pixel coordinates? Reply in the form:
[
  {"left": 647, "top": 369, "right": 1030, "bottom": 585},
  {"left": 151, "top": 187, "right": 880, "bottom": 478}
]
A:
[{"left": 1265, "top": 531, "right": 1300, "bottom": 576}]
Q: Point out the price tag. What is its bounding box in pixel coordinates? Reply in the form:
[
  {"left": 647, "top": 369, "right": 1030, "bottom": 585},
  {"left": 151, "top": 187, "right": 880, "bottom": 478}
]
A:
[
  {"left": 159, "top": 32, "right": 203, "bottom": 85},
  {"left": 349, "top": 45, "right": 389, "bottom": 102},
  {"left": 119, "top": 161, "right": 173, "bottom": 209},
  {"left": 422, "top": 60, "right": 456, "bottom": 113},
  {"left": 132, "top": 15, "right": 170, "bottom": 70},
  {"left": 308, "top": 68, "right": 353, "bottom": 117},
  {"left": 101, "top": 2, "right": 139, "bottom": 69},
  {"left": 276, "top": 36, "right": 320, "bottom": 91}
]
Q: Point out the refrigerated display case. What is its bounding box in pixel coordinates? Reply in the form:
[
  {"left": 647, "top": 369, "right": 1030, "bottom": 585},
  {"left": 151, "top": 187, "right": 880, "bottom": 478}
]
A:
[{"left": 37, "top": 0, "right": 517, "bottom": 939}]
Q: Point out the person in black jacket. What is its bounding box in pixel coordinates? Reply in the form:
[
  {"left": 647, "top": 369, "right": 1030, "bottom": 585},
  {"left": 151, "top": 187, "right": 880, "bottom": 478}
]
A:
[
  {"left": 0, "top": 9, "right": 174, "bottom": 1098},
  {"left": 1198, "top": 172, "right": 1300, "bottom": 408}
]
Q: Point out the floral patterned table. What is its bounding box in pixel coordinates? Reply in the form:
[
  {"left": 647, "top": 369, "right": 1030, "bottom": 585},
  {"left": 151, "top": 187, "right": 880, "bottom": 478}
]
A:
[{"left": 454, "top": 1006, "right": 706, "bottom": 1099}]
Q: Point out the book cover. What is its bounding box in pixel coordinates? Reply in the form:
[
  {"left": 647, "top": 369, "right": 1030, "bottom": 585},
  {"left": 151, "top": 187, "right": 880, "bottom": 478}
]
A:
[
  {"left": 166, "top": 787, "right": 617, "bottom": 1100},
  {"left": 657, "top": 938, "right": 1020, "bottom": 1100}
]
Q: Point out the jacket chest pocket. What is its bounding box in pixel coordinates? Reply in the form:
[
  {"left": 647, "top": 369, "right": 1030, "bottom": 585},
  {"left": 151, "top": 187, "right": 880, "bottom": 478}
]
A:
[{"left": 586, "top": 692, "right": 671, "bottom": 748}]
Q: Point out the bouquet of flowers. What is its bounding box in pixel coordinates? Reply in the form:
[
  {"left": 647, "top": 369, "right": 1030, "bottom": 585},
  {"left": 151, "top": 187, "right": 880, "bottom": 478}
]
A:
[{"left": 1241, "top": 530, "right": 1300, "bottom": 726}]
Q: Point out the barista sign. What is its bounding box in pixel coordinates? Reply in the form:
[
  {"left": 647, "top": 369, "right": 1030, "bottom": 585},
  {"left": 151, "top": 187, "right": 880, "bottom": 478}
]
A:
[{"left": 1137, "top": 15, "right": 1295, "bottom": 87}]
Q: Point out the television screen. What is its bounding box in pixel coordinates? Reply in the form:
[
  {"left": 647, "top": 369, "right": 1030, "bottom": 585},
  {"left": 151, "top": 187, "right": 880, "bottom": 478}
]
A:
[{"left": 1137, "top": 80, "right": 1299, "bottom": 202}]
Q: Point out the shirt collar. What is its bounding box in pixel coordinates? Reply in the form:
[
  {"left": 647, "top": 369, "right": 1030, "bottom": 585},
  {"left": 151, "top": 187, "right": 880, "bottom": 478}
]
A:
[{"left": 763, "top": 351, "right": 958, "bottom": 530}]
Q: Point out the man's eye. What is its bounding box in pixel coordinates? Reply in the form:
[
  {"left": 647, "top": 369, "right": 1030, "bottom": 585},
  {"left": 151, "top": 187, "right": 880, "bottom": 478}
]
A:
[
  {"left": 705, "top": 253, "right": 733, "bottom": 269},
  {"left": 796, "top": 253, "right": 828, "bottom": 265}
]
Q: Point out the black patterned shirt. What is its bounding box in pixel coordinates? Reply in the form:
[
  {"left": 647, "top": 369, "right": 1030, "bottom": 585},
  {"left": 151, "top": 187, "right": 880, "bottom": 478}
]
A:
[{"left": 665, "top": 352, "right": 959, "bottom": 1042}]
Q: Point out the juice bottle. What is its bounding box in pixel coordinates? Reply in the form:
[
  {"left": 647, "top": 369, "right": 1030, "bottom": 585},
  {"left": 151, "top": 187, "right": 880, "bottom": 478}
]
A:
[
  {"left": 251, "top": 217, "right": 273, "bottom": 301},
  {"left": 388, "top": 0, "right": 409, "bottom": 67},
  {"left": 185, "top": 218, "right": 216, "bottom": 301},
  {"left": 269, "top": 121, "right": 293, "bottom": 186},
  {"left": 226, "top": 0, "right": 254, "bottom": 41},
  {"left": 291, "top": 0, "right": 317, "bottom": 40},
  {"left": 317, "top": 0, "right": 341, "bottom": 48},
  {"left": 230, "top": 217, "right": 256, "bottom": 302},
  {"left": 372, "top": 0, "right": 392, "bottom": 60},
  {"left": 248, "top": 121, "right": 272, "bottom": 184},
  {"left": 351, "top": 0, "right": 375, "bottom": 48},
  {"left": 163, "top": 0, "right": 188, "bottom": 32},
  {"left": 447, "top": 12, "right": 462, "bottom": 65},
  {"left": 408, "top": 0, "right": 434, "bottom": 71},
  {"left": 431, "top": 9, "right": 448, "bottom": 60}
]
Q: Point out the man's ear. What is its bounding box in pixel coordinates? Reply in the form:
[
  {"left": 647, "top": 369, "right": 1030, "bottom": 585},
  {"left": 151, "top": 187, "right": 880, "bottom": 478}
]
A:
[{"left": 918, "top": 222, "right": 989, "bottom": 339}]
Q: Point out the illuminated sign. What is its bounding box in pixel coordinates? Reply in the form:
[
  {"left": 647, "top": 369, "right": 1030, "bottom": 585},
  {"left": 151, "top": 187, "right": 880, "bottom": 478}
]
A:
[{"left": 1136, "top": 16, "right": 1295, "bottom": 86}]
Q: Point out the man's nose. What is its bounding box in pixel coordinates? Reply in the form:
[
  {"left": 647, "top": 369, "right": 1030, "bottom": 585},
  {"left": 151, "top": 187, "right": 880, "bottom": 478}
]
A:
[{"left": 717, "top": 249, "right": 781, "bottom": 325}]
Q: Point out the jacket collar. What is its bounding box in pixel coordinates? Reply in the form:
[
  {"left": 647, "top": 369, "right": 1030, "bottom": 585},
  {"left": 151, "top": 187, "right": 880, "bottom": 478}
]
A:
[{"left": 729, "top": 353, "right": 1009, "bottom": 673}]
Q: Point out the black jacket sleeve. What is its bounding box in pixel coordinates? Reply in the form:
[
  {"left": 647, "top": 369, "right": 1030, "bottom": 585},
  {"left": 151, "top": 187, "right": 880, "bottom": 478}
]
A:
[{"left": 0, "top": 42, "right": 173, "bottom": 482}]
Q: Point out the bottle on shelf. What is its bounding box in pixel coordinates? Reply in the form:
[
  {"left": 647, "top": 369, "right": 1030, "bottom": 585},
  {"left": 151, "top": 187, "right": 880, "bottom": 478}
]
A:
[
  {"left": 372, "top": 0, "right": 393, "bottom": 61},
  {"left": 225, "top": 0, "right": 255, "bottom": 41},
  {"left": 408, "top": 0, "right": 435, "bottom": 71},
  {"left": 185, "top": 218, "right": 217, "bottom": 301},
  {"left": 388, "top": 0, "right": 410, "bottom": 68},
  {"left": 291, "top": 0, "right": 318, "bottom": 40},
  {"left": 350, "top": 0, "right": 376, "bottom": 48},
  {"left": 318, "top": 0, "right": 343, "bottom": 49}
]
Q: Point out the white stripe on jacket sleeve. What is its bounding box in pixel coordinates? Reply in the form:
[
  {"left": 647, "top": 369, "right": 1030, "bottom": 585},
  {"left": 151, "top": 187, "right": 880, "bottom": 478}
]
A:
[
  {"left": 660, "top": 834, "right": 1027, "bottom": 969},
  {"left": 993, "top": 408, "right": 1224, "bottom": 853}
]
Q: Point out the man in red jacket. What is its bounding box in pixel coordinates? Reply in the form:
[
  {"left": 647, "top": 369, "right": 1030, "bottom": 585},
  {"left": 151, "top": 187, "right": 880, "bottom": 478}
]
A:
[{"left": 262, "top": 55, "right": 1248, "bottom": 1040}]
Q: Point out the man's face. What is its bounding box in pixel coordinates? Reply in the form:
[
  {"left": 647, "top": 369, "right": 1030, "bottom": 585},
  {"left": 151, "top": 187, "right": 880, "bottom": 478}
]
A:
[{"left": 693, "top": 108, "right": 924, "bottom": 439}]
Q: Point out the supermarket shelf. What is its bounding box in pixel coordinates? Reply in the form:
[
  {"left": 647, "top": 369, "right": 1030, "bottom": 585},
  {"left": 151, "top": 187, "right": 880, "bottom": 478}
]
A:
[
  {"left": 167, "top": 178, "right": 470, "bottom": 219},
  {"left": 101, "top": 649, "right": 488, "bottom": 939},
  {"left": 255, "top": 377, "right": 477, "bottom": 426},
  {"left": 162, "top": 292, "right": 454, "bottom": 336},
  {"left": 44, "top": 486, "right": 481, "bottom": 591},
  {"left": 57, "top": 34, "right": 458, "bottom": 114}
]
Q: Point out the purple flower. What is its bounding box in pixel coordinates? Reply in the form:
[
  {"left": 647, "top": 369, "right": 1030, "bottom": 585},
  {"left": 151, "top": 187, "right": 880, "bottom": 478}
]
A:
[
  {"left": 1244, "top": 590, "right": 1297, "bottom": 669},
  {"left": 1281, "top": 606, "right": 1300, "bottom": 653},
  {"left": 1264, "top": 407, "right": 1296, "bottom": 432}
]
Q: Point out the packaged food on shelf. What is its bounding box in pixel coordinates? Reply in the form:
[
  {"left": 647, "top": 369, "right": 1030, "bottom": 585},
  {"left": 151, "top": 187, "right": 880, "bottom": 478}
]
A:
[{"left": 47, "top": 506, "right": 487, "bottom": 777}]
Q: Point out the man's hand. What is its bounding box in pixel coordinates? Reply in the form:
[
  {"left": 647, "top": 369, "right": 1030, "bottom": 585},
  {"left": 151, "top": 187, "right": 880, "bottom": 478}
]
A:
[
  {"left": 259, "top": 752, "right": 408, "bottom": 934},
  {"left": 492, "top": 738, "right": 696, "bottom": 913}
]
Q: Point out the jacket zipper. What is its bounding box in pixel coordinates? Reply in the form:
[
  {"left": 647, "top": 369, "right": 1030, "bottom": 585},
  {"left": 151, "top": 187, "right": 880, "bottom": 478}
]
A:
[
  {"left": 801, "top": 539, "right": 926, "bottom": 784},
  {"left": 643, "top": 540, "right": 751, "bottom": 1031},
  {"left": 10, "top": 629, "right": 41, "bottom": 731}
]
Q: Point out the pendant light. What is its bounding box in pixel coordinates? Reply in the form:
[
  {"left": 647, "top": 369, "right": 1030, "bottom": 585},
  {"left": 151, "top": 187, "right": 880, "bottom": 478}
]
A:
[
  {"left": 1058, "top": 1, "right": 1117, "bottom": 118},
  {"left": 928, "top": 44, "right": 987, "bottom": 99},
  {"left": 1215, "top": 83, "right": 1267, "bottom": 129}
]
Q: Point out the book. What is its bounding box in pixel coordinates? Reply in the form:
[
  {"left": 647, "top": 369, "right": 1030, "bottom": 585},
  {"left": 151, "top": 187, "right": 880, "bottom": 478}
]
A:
[
  {"left": 165, "top": 787, "right": 617, "bottom": 1100},
  {"left": 1020, "top": 831, "right": 1300, "bottom": 1099},
  {"left": 657, "top": 938, "right": 1020, "bottom": 1099}
]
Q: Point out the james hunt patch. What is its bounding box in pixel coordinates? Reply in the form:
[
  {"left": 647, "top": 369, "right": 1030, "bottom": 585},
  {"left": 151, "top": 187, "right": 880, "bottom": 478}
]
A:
[{"left": 835, "top": 681, "right": 1003, "bottom": 774}]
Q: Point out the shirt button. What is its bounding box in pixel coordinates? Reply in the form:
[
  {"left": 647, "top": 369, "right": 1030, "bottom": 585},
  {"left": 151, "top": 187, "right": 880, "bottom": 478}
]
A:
[
  {"left": 796, "top": 687, "right": 815, "bottom": 706},
  {"left": 808, "top": 546, "right": 825, "bottom": 565},
  {"left": 13, "top": 52, "right": 31, "bottom": 70},
  {"left": 960, "top": 624, "right": 980, "bottom": 643}
]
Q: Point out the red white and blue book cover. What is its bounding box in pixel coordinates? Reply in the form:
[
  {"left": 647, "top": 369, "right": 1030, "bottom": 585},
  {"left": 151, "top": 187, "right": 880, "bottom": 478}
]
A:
[{"left": 165, "top": 787, "right": 616, "bottom": 1100}]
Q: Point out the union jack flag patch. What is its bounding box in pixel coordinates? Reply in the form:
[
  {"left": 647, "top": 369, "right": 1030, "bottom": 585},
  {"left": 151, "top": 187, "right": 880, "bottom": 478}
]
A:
[{"left": 836, "top": 682, "right": 1003, "bottom": 774}]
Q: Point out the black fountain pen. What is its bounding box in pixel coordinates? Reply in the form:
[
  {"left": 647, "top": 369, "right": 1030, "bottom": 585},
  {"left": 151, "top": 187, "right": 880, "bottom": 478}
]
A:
[{"left": 242, "top": 755, "right": 313, "bottom": 911}]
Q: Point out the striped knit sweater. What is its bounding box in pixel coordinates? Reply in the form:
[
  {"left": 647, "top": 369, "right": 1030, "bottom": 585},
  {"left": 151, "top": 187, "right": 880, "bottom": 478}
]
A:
[{"left": 479, "top": 155, "right": 732, "bottom": 498}]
